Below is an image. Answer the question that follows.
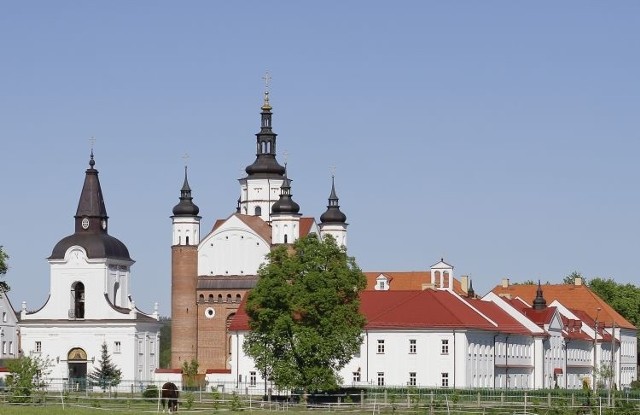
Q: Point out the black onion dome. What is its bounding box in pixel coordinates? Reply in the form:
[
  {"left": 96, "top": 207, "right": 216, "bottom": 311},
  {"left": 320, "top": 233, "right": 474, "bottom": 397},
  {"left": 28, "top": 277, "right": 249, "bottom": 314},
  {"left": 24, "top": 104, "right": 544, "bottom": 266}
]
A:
[
  {"left": 50, "top": 233, "right": 131, "bottom": 260},
  {"left": 245, "top": 91, "right": 286, "bottom": 178},
  {"left": 49, "top": 152, "right": 132, "bottom": 261},
  {"left": 172, "top": 166, "right": 200, "bottom": 216},
  {"left": 320, "top": 176, "right": 347, "bottom": 224},
  {"left": 271, "top": 172, "right": 300, "bottom": 214}
]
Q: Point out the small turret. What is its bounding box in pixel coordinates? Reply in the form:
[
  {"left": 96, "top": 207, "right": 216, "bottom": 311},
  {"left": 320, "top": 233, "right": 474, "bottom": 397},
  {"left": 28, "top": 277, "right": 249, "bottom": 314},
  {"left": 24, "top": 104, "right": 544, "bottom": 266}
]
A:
[
  {"left": 532, "top": 280, "right": 547, "bottom": 310},
  {"left": 172, "top": 166, "right": 200, "bottom": 216}
]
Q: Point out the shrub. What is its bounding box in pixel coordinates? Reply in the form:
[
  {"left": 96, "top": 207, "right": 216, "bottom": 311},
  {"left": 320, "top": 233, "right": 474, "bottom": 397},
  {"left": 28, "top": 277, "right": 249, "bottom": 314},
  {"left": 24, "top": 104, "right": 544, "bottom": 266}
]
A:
[
  {"left": 231, "top": 391, "right": 242, "bottom": 411},
  {"left": 184, "top": 391, "right": 195, "bottom": 410},
  {"left": 142, "top": 384, "right": 159, "bottom": 401}
]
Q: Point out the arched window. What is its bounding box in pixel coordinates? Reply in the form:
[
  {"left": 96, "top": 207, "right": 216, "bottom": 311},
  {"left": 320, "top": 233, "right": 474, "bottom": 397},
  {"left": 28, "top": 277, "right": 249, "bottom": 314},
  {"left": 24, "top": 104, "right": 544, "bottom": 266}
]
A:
[
  {"left": 284, "top": 234, "right": 288, "bottom": 243},
  {"left": 236, "top": 294, "right": 241, "bottom": 302},
  {"left": 71, "top": 282, "right": 85, "bottom": 319},
  {"left": 254, "top": 206, "right": 262, "bottom": 216},
  {"left": 226, "top": 294, "right": 232, "bottom": 302},
  {"left": 208, "top": 294, "right": 214, "bottom": 302},
  {"left": 218, "top": 294, "right": 223, "bottom": 302},
  {"left": 186, "top": 236, "right": 190, "bottom": 245},
  {"left": 199, "top": 294, "right": 204, "bottom": 302}
]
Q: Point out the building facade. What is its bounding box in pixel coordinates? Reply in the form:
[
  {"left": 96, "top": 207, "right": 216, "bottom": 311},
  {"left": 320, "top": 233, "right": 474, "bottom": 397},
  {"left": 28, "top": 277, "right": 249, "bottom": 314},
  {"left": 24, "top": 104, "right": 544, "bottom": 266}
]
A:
[
  {"left": 19, "top": 153, "right": 161, "bottom": 388},
  {"left": 170, "top": 91, "right": 348, "bottom": 372}
]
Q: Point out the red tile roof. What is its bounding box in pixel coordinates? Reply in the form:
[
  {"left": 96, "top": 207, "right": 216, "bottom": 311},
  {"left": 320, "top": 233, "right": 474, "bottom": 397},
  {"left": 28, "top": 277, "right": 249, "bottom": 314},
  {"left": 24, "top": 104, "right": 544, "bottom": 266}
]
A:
[
  {"left": 466, "top": 298, "right": 533, "bottom": 335},
  {"left": 363, "top": 290, "right": 500, "bottom": 330},
  {"left": 522, "top": 307, "right": 557, "bottom": 327},
  {"left": 230, "top": 290, "right": 494, "bottom": 332},
  {"left": 228, "top": 298, "right": 250, "bottom": 331},
  {"left": 299, "top": 217, "right": 315, "bottom": 237},
  {"left": 364, "top": 271, "right": 466, "bottom": 295},
  {"left": 491, "top": 283, "right": 635, "bottom": 329}
]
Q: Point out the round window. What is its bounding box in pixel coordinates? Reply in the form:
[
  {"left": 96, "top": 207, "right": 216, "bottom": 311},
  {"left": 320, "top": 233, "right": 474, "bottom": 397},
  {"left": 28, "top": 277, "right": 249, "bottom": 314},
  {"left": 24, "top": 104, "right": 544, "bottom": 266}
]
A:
[{"left": 205, "top": 307, "right": 215, "bottom": 319}]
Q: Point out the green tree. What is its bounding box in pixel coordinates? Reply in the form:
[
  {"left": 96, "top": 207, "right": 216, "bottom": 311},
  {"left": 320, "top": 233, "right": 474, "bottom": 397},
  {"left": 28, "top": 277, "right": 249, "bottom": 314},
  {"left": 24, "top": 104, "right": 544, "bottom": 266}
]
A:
[
  {"left": 563, "top": 271, "right": 586, "bottom": 285},
  {"left": 589, "top": 278, "right": 640, "bottom": 329},
  {"left": 589, "top": 277, "right": 640, "bottom": 358},
  {"left": 181, "top": 358, "right": 199, "bottom": 389},
  {"left": 5, "top": 354, "right": 52, "bottom": 403},
  {"left": 0, "top": 245, "right": 10, "bottom": 294},
  {"left": 243, "top": 234, "right": 367, "bottom": 396},
  {"left": 88, "top": 342, "right": 122, "bottom": 390},
  {"left": 513, "top": 280, "right": 536, "bottom": 285},
  {"left": 159, "top": 316, "right": 171, "bottom": 368}
]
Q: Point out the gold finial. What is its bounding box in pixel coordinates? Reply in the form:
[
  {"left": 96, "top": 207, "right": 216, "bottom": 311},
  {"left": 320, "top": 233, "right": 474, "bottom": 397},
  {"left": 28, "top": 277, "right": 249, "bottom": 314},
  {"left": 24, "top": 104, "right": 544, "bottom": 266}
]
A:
[
  {"left": 261, "top": 70, "right": 272, "bottom": 110},
  {"left": 330, "top": 165, "right": 337, "bottom": 178},
  {"left": 283, "top": 150, "right": 289, "bottom": 165},
  {"left": 182, "top": 152, "right": 190, "bottom": 167}
]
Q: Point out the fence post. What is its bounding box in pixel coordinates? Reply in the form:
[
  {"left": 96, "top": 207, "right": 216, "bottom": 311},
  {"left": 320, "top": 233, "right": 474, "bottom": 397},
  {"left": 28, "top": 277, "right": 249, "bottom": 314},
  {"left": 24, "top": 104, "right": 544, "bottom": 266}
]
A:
[
  {"left": 477, "top": 392, "right": 480, "bottom": 406},
  {"left": 361, "top": 390, "right": 364, "bottom": 408},
  {"left": 384, "top": 389, "right": 387, "bottom": 404},
  {"left": 547, "top": 392, "right": 551, "bottom": 407}
]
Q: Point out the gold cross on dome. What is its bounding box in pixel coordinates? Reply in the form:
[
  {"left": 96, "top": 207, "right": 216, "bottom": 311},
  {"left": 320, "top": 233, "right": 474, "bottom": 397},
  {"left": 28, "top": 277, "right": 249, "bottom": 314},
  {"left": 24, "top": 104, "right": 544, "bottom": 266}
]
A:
[
  {"left": 182, "top": 153, "right": 190, "bottom": 167},
  {"left": 89, "top": 136, "right": 96, "bottom": 151},
  {"left": 330, "top": 165, "right": 337, "bottom": 178}
]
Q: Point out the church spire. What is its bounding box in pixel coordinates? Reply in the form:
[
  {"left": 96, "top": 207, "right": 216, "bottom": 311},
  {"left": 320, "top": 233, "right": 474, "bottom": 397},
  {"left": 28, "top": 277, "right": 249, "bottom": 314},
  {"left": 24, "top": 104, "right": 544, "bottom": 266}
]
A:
[
  {"left": 245, "top": 72, "right": 286, "bottom": 178},
  {"left": 172, "top": 166, "right": 200, "bottom": 217},
  {"left": 271, "top": 166, "right": 300, "bottom": 214},
  {"left": 74, "top": 150, "right": 108, "bottom": 233},
  {"left": 320, "top": 176, "right": 347, "bottom": 224},
  {"left": 532, "top": 280, "right": 547, "bottom": 310},
  {"left": 467, "top": 279, "right": 475, "bottom": 298}
]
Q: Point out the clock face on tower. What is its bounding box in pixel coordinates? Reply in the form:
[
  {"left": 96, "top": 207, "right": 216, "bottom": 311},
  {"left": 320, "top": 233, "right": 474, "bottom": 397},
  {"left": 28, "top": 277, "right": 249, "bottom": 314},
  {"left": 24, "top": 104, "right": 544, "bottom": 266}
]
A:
[{"left": 81, "top": 218, "right": 89, "bottom": 230}]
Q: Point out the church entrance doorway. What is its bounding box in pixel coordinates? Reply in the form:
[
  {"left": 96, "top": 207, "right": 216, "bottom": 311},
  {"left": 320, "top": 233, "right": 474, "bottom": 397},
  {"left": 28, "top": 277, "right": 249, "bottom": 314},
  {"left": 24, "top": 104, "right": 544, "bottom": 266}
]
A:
[{"left": 67, "top": 347, "right": 89, "bottom": 391}]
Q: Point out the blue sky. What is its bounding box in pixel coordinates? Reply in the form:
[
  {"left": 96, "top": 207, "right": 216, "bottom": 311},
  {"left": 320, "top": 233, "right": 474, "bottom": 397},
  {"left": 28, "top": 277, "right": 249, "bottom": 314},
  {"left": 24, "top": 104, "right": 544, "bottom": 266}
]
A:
[{"left": 1, "top": 2, "right": 639, "bottom": 316}]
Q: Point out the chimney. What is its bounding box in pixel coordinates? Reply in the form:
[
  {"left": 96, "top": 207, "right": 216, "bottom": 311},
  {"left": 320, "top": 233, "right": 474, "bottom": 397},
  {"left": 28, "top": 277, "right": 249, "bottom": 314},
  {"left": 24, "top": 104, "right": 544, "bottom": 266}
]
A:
[
  {"left": 574, "top": 277, "right": 583, "bottom": 286},
  {"left": 460, "top": 275, "right": 469, "bottom": 293},
  {"left": 501, "top": 278, "right": 510, "bottom": 288}
]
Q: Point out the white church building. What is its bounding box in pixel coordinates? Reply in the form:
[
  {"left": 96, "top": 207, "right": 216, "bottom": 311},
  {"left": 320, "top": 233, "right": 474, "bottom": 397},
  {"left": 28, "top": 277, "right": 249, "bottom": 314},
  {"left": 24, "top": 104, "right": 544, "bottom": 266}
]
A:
[{"left": 18, "top": 152, "right": 161, "bottom": 389}]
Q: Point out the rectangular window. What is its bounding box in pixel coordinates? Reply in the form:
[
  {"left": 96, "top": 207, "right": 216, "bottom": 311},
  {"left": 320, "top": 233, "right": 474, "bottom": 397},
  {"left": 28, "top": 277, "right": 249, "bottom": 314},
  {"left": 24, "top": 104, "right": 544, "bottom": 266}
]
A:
[
  {"left": 441, "top": 373, "right": 449, "bottom": 387},
  {"left": 138, "top": 340, "right": 143, "bottom": 355},
  {"left": 409, "top": 339, "right": 417, "bottom": 354},
  {"left": 353, "top": 371, "right": 361, "bottom": 383},
  {"left": 409, "top": 372, "right": 417, "bottom": 386},
  {"left": 250, "top": 371, "right": 257, "bottom": 386},
  {"left": 2, "top": 311, "right": 6, "bottom": 322},
  {"left": 441, "top": 339, "right": 449, "bottom": 355},
  {"left": 35, "top": 341, "right": 42, "bottom": 353},
  {"left": 114, "top": 341, "right": 121, "bottom": 353},
  {"left": 377, "top": 339, "right": 385, "bottom": 354},
  {"left": 9, "top": 341, "right": 13, "bottom": 354},
  {"left": 150, "top": 341, "right": 155, "bottom": 355},
  {"left": 377, "top": 372, "right": 385, "bottom": 386},
  {"left": 2, "top": 341, "right": 6, "bottom": 354}
]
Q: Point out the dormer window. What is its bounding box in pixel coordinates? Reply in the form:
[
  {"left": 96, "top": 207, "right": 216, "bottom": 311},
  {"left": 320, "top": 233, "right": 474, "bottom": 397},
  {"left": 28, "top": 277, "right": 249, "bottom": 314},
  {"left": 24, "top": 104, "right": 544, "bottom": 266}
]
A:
[{"left": 375, "top": 275, "right": 389, "bottom": 291}]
